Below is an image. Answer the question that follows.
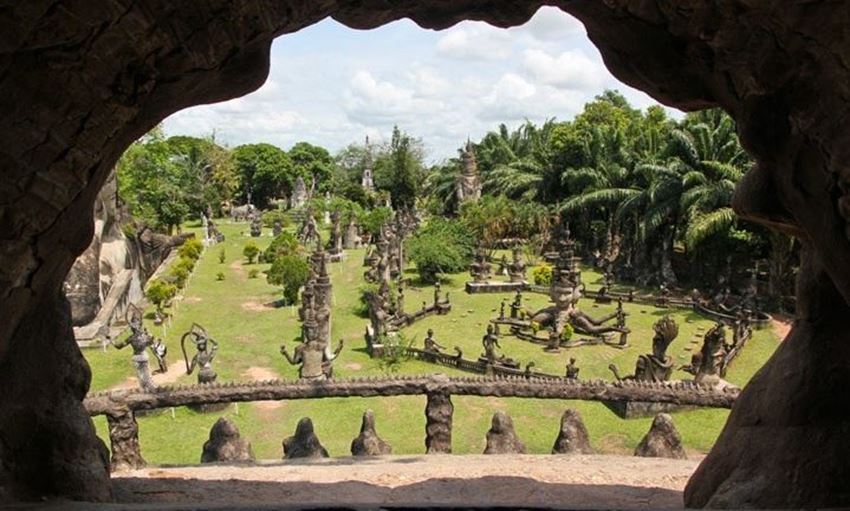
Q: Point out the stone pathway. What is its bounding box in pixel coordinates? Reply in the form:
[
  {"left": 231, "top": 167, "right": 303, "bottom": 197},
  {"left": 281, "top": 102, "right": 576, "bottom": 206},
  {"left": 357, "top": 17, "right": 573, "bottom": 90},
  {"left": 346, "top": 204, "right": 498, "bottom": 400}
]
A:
[{"left": 109, "top": 455, "right": 701, "bottom": 509}]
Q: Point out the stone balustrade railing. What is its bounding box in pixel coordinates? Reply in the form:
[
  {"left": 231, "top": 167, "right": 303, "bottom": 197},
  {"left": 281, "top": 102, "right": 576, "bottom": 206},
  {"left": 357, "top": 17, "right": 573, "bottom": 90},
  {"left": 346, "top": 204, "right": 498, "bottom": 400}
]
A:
[{"left": 86, "top": 375, "right": 738, "bottom": 471}]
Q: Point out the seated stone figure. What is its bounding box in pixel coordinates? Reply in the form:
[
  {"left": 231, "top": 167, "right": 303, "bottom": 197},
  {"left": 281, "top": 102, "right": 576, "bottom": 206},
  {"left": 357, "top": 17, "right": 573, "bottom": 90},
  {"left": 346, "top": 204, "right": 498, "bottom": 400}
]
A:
[
  {"left": 609, "top": 315, "right": 678, "bottom": 382},
  {"left": 423, "top": 329, "right": 446, "bottom": 355},
  {"left": 681, "top": 322, "right": 729, "bottom": 385}
]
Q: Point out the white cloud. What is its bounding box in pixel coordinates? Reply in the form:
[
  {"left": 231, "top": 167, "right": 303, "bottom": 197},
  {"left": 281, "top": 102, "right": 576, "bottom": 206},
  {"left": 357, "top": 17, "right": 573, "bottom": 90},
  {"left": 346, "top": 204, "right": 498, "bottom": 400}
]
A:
[
  {"left": 343, "top": 70, "right": 443, "bottom": 125},
  {"left": 436, "top": 24, "right": 513, "bottom": 60},
  {"left": 512, "top": 6, "right": 586, "bottom": 41},
  {"left": 521, "top": 49, "right": 606, "bottom": 90}
]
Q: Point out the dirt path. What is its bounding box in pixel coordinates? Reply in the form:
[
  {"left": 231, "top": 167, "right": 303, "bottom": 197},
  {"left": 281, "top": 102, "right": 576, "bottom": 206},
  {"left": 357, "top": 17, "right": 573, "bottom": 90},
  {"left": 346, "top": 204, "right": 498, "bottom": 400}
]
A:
[
  {"left": 241, "top": 367, "right": 284, "bottom": 412},
  {"left": 110, "top": 358, "right": 187, "bottom": 391},
  {"left": 771, "top": 313, "right": 793, "bottom": 341},
  {"left": 112, "top": 454, "right": 700, "bottom": 508}
]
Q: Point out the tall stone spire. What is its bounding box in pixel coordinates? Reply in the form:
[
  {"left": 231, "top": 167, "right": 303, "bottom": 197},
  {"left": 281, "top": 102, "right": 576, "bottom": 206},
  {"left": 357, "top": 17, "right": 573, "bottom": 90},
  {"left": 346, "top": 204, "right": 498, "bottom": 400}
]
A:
[{"left": 361, "top": 135, "right": 375, "bottom": 192}]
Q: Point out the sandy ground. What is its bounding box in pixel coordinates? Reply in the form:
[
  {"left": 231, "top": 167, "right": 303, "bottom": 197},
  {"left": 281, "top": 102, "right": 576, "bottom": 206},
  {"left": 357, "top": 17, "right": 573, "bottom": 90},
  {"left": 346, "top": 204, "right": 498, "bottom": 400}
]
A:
[
  {"left": 111, "top": 356, "right": 187, "bottom": 390},
  {"left": 242, "top": 367, "right": 284, "bottom": 411},
  {"left": 771, "top": 313, "right": 793, "bottom": 341},
  {"left": 108, "top": 455, "right": 701, "bottom": 509}
]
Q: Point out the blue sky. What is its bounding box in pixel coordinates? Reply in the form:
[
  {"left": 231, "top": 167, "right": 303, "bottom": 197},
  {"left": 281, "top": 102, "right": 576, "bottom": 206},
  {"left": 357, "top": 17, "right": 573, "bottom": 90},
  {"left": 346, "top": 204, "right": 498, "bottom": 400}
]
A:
[{"left": 163, "top": 7, "right": 680, "bottom": 163}]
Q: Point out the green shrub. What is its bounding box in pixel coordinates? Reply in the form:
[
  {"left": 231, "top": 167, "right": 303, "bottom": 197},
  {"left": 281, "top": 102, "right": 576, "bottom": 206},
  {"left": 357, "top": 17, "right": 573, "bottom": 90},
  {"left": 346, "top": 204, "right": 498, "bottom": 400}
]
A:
[
  {"left": 261, "top": 209, "right": 289, "bottom": 228},
  {"left": 355, "top": 282, "right": 397, "bottom": 317},
  {"left": 218, "top": 248, "right": 226, "bottom": 263},
  {"left": 145, "top": 279, "right": 177, "bottom": 314},
  {"left": 168, "top": 264, "right": 190, "bottom": 288},
  {"left": 532, "top": 263, "right": 553, "bottom": 286},
  {"left": 178, "top": 238, "right": 204, "bottom": 260},
  {"left": 248, "top": 269, "right": 259, "bottom": 279},
  {"left": 215, "top": 271, "right": 225, "bottom": 281},
  {"left": 377, "top": 332, "right": 414, "bottom": 375},
  {"left": 175, "top": 256, "right": 195, "bottom": 273},
  {"left": 406, "top": 218, "right": 475, "bottom": 283},
  {"left": 267, "top": 254, "right": 310, "bottom": 305},
  {"left": 263, "top": 231, "right": 302, "bottom": 263},
  {"left": 560, "top": 323, "right": 574, "bottom": 342},
  {"left": 243, "top": 241, "right": 260, "bottom": 264}
]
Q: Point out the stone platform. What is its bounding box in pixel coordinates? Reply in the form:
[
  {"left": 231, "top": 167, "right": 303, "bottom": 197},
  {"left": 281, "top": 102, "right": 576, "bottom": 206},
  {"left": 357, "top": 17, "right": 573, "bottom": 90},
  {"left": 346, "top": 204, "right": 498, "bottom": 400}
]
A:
[
  {"left": 31, "top": 454, "right": 701, "bottom": 510},
  {"left": 465, "top": 281, "right": 525, "bottom": 294}
]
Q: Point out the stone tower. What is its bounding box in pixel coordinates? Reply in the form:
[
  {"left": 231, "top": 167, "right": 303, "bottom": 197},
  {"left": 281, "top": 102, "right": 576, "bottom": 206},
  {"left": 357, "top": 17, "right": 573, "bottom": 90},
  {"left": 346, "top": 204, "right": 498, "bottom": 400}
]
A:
[
  {"left": 456, "top": 139, "right": 481, "bottom": 203},
  {"left": 361, "top": 136, "right": 375, "bottom": 192},
  {"left": 290, "top": 175, "right": 308, "bottom": 209}
]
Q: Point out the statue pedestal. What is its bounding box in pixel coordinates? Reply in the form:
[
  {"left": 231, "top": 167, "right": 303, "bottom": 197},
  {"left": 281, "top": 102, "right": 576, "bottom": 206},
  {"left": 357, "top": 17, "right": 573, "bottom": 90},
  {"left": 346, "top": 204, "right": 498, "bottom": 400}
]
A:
[
  {"left": 465, "top": 281, "right": 525, "bottom": 294},
  {"left": 603, "top": 400, "right": 690, "bottom": 419}
]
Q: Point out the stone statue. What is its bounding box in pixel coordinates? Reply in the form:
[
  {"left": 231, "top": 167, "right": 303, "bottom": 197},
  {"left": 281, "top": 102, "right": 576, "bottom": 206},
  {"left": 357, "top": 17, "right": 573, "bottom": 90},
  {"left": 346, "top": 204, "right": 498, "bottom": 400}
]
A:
[
  {"left": 499, "top": 300, "right": 506, "bottom": 320},
  {"left": 469, "top": 244, "right": 492, "bottom": 283},
  {"left": 510, "top": 290, "right": 523, "bottom": 319},
  {"left": 201, "top": 417, "right": 254, "bottom": 463},
  {"left": 423, "top": 329, "right": 446, "bottom": 355},
  {"left": 481, "top": 324, "right": 501, "bottom": 364},
  {"left": 110, "top": 307, "right": 157, "bottom": 392},
  {"left": 483, "top": 412, "right": 525, "bottom": 454},
  {"left": 299, "top": 210, "right": 320, "bottom": 246},
  {"left": 684, "top": 322, "right": 729, "bottom": 385},
  {"left": 249, "top": 214, "right": 262, "bottom": 237},
  {"left": 456, "top": 139, "right": 482, "bottom": 203},
  {"left": 290, "top": 176, "right": 308, "bottom": 209},
  {"left": 361, "top": 135, "right": 375, "bottom": 191},
  {"left": 350, "top": 410, "right": 392, "bottom": 456},
  {"left": 272, "top": 219, "right": 283, "bottom": 237},
  {"left": 281, "top": 331, "right": 343, "bottom": 380},
  {"left": 181, "top": 323, "right": 219, "bottom": 384},
  {"left": 328, "top": 209, "right": 342, "bottom": 255},
  {"left": 565, "top": 358, "right": 580, "bottom": 379},
  {"left": 282, "top": 417, "right": 328, "bottom": 459},
  {"left": 610, "top": 315, "right": 677, "bottom": 382},
  {"left": 151, "top": 337, "right": 168, "bottom": 374},
  {"left": 507, "top": 246, "right": 527, "bottom": 283}
]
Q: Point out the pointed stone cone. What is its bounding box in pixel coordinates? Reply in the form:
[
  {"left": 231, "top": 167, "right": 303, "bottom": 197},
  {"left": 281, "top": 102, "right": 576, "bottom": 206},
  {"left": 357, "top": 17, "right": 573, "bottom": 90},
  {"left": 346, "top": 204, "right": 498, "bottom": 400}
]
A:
[
  {"left": 551, "top": 409, "right": 594, "bottom": 454},
  {"left": 201, "top": 417, "right": 254, "bottom": 463},
  {"left": 350, "top": 410, "right": 392, "bottom": 456},
  {"left": 483, "top": 411, "right": 526, "bottom": 454},
  {"left": 634, "top": 413, "right": 687, "bottom": 459},
  {"left": 282, "top": 417, "right": 329, "bottom": 459}
]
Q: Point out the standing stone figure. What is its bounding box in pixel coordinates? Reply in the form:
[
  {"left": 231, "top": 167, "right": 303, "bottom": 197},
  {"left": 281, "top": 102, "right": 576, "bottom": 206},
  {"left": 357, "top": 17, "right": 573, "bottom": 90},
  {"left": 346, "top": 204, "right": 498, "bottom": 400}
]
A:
[
  {"left": 151, "top": 337, "right": 168, "bottom": 374},
  {"left": 110, "top": 310, "right": 157, "bottom": 392},
  {"left": 272, "top": 219, "right": 283, "bottom": 237},
  {"left": 481, "top": 324, "right": 501, "bottom": 364},
  {"left": 455, "top": 139, "right": 482, "bottom": 203},
  {"left": 280, "top": 331, "right": 343, "bottom": 380},
  {"left": 181, "top": 323, "right": 219, "bottom": 384},
  {"left": 510, "top": 290, "right": 523, "bottom": 319},
  {"left": 687, "top": 322, "right": 729, "bottom": 385},
  {"left": 508, "top": 246, "right": 527, "bottom": 283}
]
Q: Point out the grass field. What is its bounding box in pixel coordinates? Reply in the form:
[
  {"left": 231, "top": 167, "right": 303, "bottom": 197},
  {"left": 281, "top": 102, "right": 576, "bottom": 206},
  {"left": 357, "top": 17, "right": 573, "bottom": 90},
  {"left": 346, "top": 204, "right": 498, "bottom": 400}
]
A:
[{"left": 84, "top": 220, "right": 779, "bottom": 464}]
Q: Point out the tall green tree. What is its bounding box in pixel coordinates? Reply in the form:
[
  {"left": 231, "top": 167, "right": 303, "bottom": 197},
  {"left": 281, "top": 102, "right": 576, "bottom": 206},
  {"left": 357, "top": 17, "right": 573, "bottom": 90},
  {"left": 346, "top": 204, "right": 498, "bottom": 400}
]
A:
[{"left": 232, "top": 143, "right": 292, "bottom": 209}]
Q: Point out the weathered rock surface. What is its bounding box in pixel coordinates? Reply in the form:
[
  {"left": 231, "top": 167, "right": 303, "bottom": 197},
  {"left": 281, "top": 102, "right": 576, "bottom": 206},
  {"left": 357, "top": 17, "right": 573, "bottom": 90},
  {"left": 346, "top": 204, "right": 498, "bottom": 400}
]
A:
[
  {"left": 425, "top": 391, "right": 453, "bottom": 454},
  {"left": 2, "top": 1, "right": 850, "bottom": 507},
  {"left": 282, "top": 418, "right": 328, "bottom": 459},
  {"left": 551, "top": 409, "right": 594, "bottom": 455},
  {"left": 635, "top": 413, "right": 686, "bottom": 460},
  {"left": 201, "top": 417, "right": 254, "bottom": 464},
  {"left": 350, "top": 410, "right": 392, "bottom": 456},
  {"left": 483, "top": 412, "right": 525, "bottom": 454}
]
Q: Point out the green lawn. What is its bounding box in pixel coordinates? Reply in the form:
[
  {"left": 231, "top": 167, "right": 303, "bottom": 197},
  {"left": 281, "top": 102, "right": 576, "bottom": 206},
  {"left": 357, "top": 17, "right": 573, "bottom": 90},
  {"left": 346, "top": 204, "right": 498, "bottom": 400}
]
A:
[{"left": 85, "top": 220, "right": 780, "bottom": 463}]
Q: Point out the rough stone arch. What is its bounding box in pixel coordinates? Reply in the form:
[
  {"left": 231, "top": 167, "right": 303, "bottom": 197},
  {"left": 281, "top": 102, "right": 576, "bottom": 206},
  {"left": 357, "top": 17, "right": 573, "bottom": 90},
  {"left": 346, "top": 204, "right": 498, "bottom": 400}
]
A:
[{"left": 1, "top": 1, "right": 848, "bottom": 507}]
